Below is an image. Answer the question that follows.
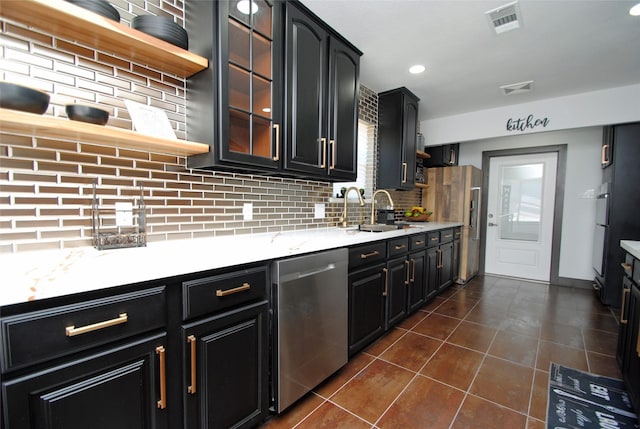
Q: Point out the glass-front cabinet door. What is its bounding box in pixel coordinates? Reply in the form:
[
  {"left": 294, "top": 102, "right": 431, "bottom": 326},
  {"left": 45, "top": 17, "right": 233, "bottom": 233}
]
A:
[{"left": 220, "top": 0, "right": 281, "bottom": 169}]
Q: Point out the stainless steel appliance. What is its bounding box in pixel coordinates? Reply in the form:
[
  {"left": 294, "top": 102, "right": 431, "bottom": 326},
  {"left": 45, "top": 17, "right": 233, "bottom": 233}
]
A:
[
  {"left": 423, "top": 165, "right": 483, "bottom": 283},
  {"left": 270, "top": 248, "right": 348, "bottom": 413}
]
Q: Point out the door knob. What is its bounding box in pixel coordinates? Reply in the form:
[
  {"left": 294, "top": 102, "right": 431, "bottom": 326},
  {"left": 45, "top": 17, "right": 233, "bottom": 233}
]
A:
[{"left": 488, "top": 222, "right": 498, "bottom": 227}]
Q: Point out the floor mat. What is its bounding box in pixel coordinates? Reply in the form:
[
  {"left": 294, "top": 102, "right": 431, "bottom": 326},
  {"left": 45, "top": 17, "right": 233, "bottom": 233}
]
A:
[{"left": 547, "top": 363, "right": 639, "bottom": 428}]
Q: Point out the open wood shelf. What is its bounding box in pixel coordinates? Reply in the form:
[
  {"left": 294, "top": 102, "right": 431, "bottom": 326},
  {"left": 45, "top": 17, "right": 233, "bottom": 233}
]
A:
[
  {"left": 0, "top": 109, "right": 210, "bottom": 156},
  {"left": 0, "top": 0, "right": 208, "bottom": 78},
  {"left": 416, "top": 150, "right": 431, "bottom": 159},
  {"left": 415, "top": 183, "right": 429, "bottom": 189}
]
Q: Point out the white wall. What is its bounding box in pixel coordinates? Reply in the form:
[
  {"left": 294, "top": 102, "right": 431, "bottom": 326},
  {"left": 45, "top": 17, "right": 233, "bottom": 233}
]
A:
[
  {"left": 422, "top": 84, "right": 640, "bottom": 146},
  {"left": 458, "top": 127, "right": 603, "bottom": 281}
]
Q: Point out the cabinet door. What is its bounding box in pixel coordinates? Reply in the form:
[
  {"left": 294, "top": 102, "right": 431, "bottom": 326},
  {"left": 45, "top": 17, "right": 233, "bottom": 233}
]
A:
[
  {"left": 348, "top": 263, "right": 386, "bottom": 356},
  {"left": 2, "top": 334, "right": 167, "bottom": 429},
  {"left": 386, "top": 256, "right": 409, "bottom": 329},
  {"left": 326, "top": 36, "right": 359, "bottom": 181},
  {"left": 284, "top": 3, "right": 328, "bottom": 177},
  {"left": 426, "top": 246, "right": 440, "bottom": 300},
  {"left": 452, "top": 237, "right": 460, "bottom": 284},
  {"left": 408, "top": 250, "right": 427, "bottom": 313},
  {"left": 439, "top": 242, "right": 454, "bottom": 291},
  {"left": 182, "top": 301, "right": 268, "bottom": 429},
  {"left": 401, "top": 96, "right": 418, "bottom": 188},
  {"left": 623, "top": 284, "right": 640, "bottom": 410}
]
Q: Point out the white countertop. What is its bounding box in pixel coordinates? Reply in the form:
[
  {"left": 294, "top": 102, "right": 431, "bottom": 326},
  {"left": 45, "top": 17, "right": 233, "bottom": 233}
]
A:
[
  {"left": 1, "top": 222, "right": 462, "bottom": 307},
  {"left": 621, "top": 240, "right": 640, "bottom": 260}
]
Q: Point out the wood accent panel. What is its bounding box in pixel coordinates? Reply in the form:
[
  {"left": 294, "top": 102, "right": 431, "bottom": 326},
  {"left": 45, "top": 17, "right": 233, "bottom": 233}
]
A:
[
  {"left": 0, "top": 109, "right": 209, "bottom": 156},
  {"left": 0, "top": 0, "right": 208, "bottom": 78}
]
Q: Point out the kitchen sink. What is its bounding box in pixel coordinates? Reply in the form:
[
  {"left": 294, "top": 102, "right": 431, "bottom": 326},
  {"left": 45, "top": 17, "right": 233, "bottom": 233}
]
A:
[{"left": 357, "top": 223, "right": 417, "bottom": 232}]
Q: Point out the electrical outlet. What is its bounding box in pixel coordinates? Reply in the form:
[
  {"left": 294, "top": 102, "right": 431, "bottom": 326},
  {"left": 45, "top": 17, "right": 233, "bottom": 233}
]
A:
[
  {"left": 314, "top": 203, "right": 325, "bottom": 219},
  {"left": 243, "top": 203, "right": 253, "bottom": 220}
]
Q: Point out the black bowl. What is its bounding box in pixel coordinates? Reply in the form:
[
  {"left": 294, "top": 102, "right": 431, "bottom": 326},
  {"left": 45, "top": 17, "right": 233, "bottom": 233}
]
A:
[
  {"left": 65, "top": 0, "right": 120, "bottom": 22},
  {"left": 132, "top": 15, "right": 188, "bottom": 50},
  {"left": 66, "top": 105, "right": 109, "bottom": 125},
  {"left": 0, "top": 82, "right": 50, "bottom": 114}
]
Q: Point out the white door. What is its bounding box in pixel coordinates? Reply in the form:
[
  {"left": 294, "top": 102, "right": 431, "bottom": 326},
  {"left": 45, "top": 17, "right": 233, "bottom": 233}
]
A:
[{"left": 485, "top": 152, "right": 558, "bottom": 281}]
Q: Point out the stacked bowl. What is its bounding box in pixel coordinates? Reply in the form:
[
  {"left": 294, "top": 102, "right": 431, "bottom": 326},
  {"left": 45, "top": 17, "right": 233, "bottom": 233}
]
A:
[
  {"left": 65, "top": 0, "right": 120, "bottom": 22},
  {"left": 132, "top": 15, "right": 188, "bottom": 50}
]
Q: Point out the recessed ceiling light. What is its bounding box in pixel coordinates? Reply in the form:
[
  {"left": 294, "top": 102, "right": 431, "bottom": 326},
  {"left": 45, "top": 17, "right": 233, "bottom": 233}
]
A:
[
  {"left": 630, "top": 2, "right": 640, "bottom": 16},
  {"left": 237, "top": 0, "right": 258, "bottom": 15},
  {"left": 409, "top": 65, "right": 426, "bottom": 74}
]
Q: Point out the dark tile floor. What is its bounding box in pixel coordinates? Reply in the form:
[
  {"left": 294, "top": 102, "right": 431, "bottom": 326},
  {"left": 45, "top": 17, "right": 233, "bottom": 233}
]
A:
[{"left": 260, "top": 275, "right": 621, "bottom": 429}]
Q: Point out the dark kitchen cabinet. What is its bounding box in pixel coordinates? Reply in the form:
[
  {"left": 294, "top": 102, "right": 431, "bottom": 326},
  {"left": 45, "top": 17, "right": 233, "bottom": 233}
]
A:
[
  {"left": 423, "top": 144, "right": 459, "bottom": 167},
  {"left": 182, "top": 301, "right": 268, "bottom": 429},
  {"left": 618, "top": 251, "right": 640, "bottom": 412},
  {"left": 377, "top": 87, "right": 420, "bottom": 190},
  {"left": 385, "top": 255, "right": 409, "bottom": 329},
  {"left": 425, "top": 230, "right": 454, "bottom": 298},
  {"left": 2, "top": 333, "right": 168, "bottom": 429},
  {"left": 187, "top": 0, "right": 283, "bottom": 172},
  {"left": 452, "top": 228, "right": 461, "bottom": 284},
  {"left": 348, "top": 261, "right": 387, "bottom": 356},
  {"left": 283, "top": 1, "right": 361, "bottom": 180},
  {"left": 408, "top": 249, "right": 427, "bottom": 313},
  {"left": 596, "top": 122, "right": 640, "bottom": 307}
]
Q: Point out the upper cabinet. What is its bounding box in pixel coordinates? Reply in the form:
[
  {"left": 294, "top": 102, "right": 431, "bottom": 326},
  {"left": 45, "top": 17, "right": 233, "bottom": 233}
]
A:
[
  {"left": 283, "top": 2, "right": 361, "bottom": 181},
  {"left": 423, "top": 143, "right": 459, "bottom": 167},
  {"left": 187, "top": 0, "right": 361, "bottom": 181},
  {"left": 187, "top": 0, "right": 283, "bottom": 171},
  {"left": 377, "top": 87, "right": 419, "bottom": 190}
]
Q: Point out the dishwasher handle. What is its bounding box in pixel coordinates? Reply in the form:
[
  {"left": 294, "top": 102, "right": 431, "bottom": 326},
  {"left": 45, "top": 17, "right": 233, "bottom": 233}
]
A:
[{"left": 279, "top": 263, "right": 337, "bottom": 283}]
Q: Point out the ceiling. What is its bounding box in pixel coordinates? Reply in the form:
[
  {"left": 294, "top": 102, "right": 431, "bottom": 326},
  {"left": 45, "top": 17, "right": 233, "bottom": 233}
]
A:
[{"left": 299, "top": 0, "right": 640, "bottom": 123}]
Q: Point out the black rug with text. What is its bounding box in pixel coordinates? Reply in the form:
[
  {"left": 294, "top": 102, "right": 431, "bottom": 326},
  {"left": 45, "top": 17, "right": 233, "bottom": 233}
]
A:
[{"left": 547, "top": 363, "right": 638, "bottom": 428}]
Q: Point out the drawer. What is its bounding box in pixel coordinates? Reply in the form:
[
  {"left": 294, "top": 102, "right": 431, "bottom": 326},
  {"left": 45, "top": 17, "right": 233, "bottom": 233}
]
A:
[
  {"left": 409, "top": 233, "right": 427, "bottom": 251},
  {"left": 440, "top": 229, "right": 454, "bottom": 243},
  {"left": 1, "top": 286, "right": 166, "bottom": 373},
  {"left": 388, "top": 237, "right": 409, "bottom": 258},
  {"left": 349, "top": 241, "right": 387, "bottom": 269},
  {"left": 183, "top": 265, "right": 267, "bottom": 320},
  {"left": 427, "top": 231, "right": 440, "bottom": 247}
]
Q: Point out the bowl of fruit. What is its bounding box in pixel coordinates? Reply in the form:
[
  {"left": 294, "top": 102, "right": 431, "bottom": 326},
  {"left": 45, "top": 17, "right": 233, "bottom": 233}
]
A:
[{"left": 404, "top": 207, "right": 432, "bottom": 222}]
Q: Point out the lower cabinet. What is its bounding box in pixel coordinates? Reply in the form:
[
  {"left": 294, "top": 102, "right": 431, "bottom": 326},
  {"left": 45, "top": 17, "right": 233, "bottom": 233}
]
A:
[
  {"left": 385, "top": 255, "right": 409, "bottom": 329},
  {"left": 348, "top": 262, "right": 387, "bottom": 356},
  {"left": 618, "top": 250, "right": 640, "bottom": 413},
  {"left": 181, "top": 301, "right": 269, "bottom": 429},
  {"left": 408, "top": 249, "right": 427, "bottom": 313},
  {"left": 2, "top": 333, "right": 168, "bottom": 429}
]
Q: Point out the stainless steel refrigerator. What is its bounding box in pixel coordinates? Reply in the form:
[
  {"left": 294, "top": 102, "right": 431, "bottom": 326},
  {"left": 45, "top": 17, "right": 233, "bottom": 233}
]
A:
[{"left": 422, "top": 165, "right": 483, "bottom": 283}]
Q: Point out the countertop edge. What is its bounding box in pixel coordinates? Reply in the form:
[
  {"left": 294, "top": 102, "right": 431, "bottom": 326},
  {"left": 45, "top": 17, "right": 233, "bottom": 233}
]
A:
[{"left": 621, "top": 240, "right": 640, "bottom": 260}]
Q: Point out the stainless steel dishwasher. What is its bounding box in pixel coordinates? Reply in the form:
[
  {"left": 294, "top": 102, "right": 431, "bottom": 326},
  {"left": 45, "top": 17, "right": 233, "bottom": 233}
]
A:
[{"left": 271, "top": 248, "right": 348, "bottom": 413}]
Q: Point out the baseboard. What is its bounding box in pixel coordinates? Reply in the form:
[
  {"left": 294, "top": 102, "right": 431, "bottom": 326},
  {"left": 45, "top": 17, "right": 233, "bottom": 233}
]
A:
[{"left": 556, "top": 277, "right": 593, "bottom": 289}]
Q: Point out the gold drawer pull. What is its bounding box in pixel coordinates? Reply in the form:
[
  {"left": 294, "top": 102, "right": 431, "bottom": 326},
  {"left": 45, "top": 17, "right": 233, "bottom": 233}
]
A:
[
  {"left": 360, "top": 250, "right": 380, "bottom": 259},
  {"left": 216, "top": 283, "right": 251, "bottom": 297},
  {"left": 65, "top": 313, "right": 128, "bottom": 337},
  {"left": 156, "top": 346, "right": 167, "bottom": 409},
  {"left": 621, "top": 262, "right": 632, "bottom": 270},
  {"left": 187, "top": 335, "right": 197, "bottom": 394},
  {"left": 394, "top": 244, "right": 406, "bottom": 250},
  {"left": 443, "top": 234, "right": 452, "bottom": 238},
  {"left": 415, "top": 240, "right": 425, "bottom": 245},
  {"left": 621, "top": 287, "right": 630, "bottom": 324},
  {"left": 382, "top": 267, "right": 388, "bottom": 297}
]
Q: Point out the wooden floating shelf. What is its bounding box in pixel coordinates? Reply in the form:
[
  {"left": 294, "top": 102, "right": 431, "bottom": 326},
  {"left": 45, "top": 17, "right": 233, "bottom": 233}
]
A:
[
  {"left": 0, "top": 0, "right": 208, "bottom": 78},
  {"left": 0, "top": 109, "right": 210, "bottom": 156},
  {"left": 415, "top": 183, "right": 429, "bottom": 189},
  {"left": 416, "top": 150, "right": 431, "bottom": 159}
]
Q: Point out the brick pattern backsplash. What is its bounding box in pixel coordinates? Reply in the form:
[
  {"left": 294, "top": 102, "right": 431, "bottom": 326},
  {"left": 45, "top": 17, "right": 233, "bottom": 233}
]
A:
[{"left": 0, "top": 1, "right": 421, "bottom": 254}]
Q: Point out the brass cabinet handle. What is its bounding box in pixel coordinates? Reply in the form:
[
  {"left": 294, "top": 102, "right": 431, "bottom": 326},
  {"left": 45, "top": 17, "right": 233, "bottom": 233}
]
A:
[
  {"left": 621, "top": 262, "right": 632, "bottom": 271},
  {"left": 329, "top": 140, "right": 336, "bottom": 170},
  {"left": 401, "top": 162, "right": 407, "bottom": 183},
  {"left": 394, "top": 244, "right": 406, "bottom": 250},
  {"left": 443, "top": 234, "right": 452, "bottom": 239},
  {"left": 65, "top": 313, "right": 128, "bottom": 337},
  {"left": 430, "top": 237, "right": 438, "bottom": 242},
  {"left": 272, "top": 124, "right": 280, "bottom": 161},
  {"left": 360, "top": 250, "right": 380, "bottom": 259},
  {"left": 216, "top": 282, "right": 251, "bottom": 297},
  {"left": 320, "top": 138, "right": 327, "bottom": 168},
  {"left": 156, "top": 346, "right": 166, "bottom": 409},
  {"left": 404, "top": 260, "right": 410, "bottom": 285},
  {"left": 437, "top": 249, "right": 443, "bottom": 269},
  {"left": 621, "top": 287, "right": 630, "bottom": 324},
  {"left": 601, "top": 144, "right": 608, "bottom": 165},
  {"left": 415, "top": 240, "right": 424, "bottom": 245},
  {"left": 410, "top": 258, "right": 416, "bottom": 283},
  {"left": 382, "top": 267, "right": 388, "bottom": 297},
  {"left": 450, "top": 148, "right": 456, "bottom": 165},
  {"left": 187, "top": 335, "right": 197, "bottom": 394}
]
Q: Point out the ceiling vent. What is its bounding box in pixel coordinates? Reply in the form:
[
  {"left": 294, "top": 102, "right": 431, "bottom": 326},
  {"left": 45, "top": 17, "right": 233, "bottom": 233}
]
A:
[
  {"left": 486, "top": 1, "right": 522, "bottom": 34},
  {"left": 500, "top": 80, "right": 534, "bottom": 96}
]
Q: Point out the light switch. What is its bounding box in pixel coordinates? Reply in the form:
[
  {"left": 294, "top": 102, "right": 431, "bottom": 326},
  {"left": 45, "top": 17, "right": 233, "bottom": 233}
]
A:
[{"left": 314, "top": 203, "right": 325, "bottom": 219}]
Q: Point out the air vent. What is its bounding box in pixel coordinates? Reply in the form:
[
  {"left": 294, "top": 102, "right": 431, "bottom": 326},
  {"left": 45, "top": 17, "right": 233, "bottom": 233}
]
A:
[
  {"left": 486, "top": 1, "right": 522, "bottom": 34},
  {"left": 500, "top": 80, "right": 533, "bottom": 96}
]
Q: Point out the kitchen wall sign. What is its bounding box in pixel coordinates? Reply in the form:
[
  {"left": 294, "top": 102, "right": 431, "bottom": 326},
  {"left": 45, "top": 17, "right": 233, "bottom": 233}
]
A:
[{"left": 506, "top": 114, "right": 550, "bottom": 132}]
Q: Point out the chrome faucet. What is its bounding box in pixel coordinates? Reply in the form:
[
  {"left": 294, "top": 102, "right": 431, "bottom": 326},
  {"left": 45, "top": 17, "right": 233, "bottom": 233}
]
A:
[
  {"left": 370, "top": 189, "right": 395, "bottom": 224},
  {"left": 340, "top": 187, "right": 365, "bottom": 227}
]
